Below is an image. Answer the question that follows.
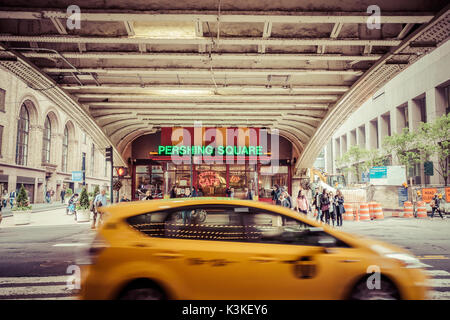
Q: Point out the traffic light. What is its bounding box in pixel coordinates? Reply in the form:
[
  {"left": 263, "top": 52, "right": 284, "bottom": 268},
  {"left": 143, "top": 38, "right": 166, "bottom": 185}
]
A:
[
  {"left": 116, "top": 166, "right": 128, "bottom": 177},
  {"left": 105, "top": 146, "right": 113, "bottom": 162},
  {"left": 424, "top": 161, "right": 434, "bottom": 176}
]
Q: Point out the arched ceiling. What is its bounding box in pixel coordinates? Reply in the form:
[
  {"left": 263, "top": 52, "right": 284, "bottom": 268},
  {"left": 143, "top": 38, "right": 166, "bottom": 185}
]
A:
[{"left": 0, "top": 0, "right": 448, "bottom": 171}]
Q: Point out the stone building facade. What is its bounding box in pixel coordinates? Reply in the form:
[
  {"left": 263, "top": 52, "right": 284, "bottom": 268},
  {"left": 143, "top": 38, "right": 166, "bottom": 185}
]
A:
[
  {"left": 324, "top": 39, "right": 450, "bottom": 186},
  {"left": 0, "top": 69, "right": 111, "bottom": 203}
]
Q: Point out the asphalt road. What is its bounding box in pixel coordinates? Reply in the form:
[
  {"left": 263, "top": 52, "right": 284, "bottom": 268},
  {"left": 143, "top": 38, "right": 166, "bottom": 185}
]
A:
[{"left": 0, "top": 216, "right": 449, "bottom": 300}]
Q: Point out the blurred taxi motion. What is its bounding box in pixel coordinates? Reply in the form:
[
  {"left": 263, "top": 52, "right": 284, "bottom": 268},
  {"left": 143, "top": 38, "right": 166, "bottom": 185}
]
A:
[{"left": 78, "top": 198, "right": 430, "bottom": 300}]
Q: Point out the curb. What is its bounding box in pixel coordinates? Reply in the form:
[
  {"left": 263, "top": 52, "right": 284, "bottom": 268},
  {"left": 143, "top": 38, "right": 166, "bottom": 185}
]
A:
[{"left": 0, "top": 205, "right": 66, "bottom": 218}]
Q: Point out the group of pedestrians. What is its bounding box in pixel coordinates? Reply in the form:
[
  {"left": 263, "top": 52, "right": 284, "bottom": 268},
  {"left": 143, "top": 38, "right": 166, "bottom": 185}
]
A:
[{"left": 312, "top": 187, "right": 345, "bottom": 227}]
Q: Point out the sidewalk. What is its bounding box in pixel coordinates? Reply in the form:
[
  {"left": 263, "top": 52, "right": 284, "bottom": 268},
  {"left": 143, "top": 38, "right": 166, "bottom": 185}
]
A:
[
  {"left": 0, "top": 208, "right": 91, "bottom": 228},
  {"left": 1, "top": 202, "right": 67, "bottom": 218}
]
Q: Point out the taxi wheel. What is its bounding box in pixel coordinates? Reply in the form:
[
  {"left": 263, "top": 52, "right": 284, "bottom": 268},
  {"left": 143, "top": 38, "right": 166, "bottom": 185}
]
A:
[
  {"left": 350, "top": 277, "right": 400, "bottom": 300},
  {"left": 119, "top": 287, "right": 164, "bottom": 300}
]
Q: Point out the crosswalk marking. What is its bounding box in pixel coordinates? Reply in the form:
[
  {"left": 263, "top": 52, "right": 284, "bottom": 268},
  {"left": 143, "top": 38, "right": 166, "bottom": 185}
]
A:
[
  {"left": 0, "top": 276, "right": 78, "bottom": 300},
  {"left": 426, "top": 270, "right": 450, "bottom": 277}
]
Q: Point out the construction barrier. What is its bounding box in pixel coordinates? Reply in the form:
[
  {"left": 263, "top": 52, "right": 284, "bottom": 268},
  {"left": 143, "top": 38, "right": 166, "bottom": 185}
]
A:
[
  {"left": 417, "top": 201, "right": 428, "bottom": 218},
  {"left": 392, "top": 210, "right": 400, "bottom": 217},
  {"left": 403, "top": 201, "right": 414, "bottom": 218},
  {"left": 343, "top": 203, "right": 354, "bottom": 221},
  {"left": 373, "top": 202, "right": 384, "bottom": 220},
  {"left": 368, "top": 202, "right": 377, "bottom": 220},
  {"left": 359, "top": 203, "right": 371, "bottom": 221}
]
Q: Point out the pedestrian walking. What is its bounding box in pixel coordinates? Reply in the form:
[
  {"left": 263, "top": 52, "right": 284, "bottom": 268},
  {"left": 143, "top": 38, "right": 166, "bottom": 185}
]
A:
[
  {"left": 60, "top": 187, "right": 66, "bottom": 204},
  {"left": 9, "top": 190, "right": 16, "bottom": 209},
  {"left": 92, "top": 189, "right": 107, "bottom": 229},
  {"left": 170, "top": 185, "right": 177, "bottom": 198},
  {"left": 312, "top": 187, "right": 322, "bottom": 222},
  {"left": 296, "top": 189, "right": 309, "bottom": 215},
  {"left": 430, "top": 193, "right": 444, "bottom": 219},
  {"left": 2, "top": 190, "right": 8, "bottom": 208},
  {"left": 273, "top": 185, "right": 282, "bottom": 205},
  {"left": 320, "top": 189, "right": 330, "bottom": 225},
  {"left": 120, "top": 194, "right": 131, "bottom": 202},
  {"left": 245, "top": 188, "right": 253, "bottom": 200},
  {"left": 329, "top": 191, "right": 336, "bottom": 227},
  {"left": 229, "top": 188, "right": 235, "bottom": 198},
  {"left": 335, "top": 190, "right": 345, "bottom": 227}
]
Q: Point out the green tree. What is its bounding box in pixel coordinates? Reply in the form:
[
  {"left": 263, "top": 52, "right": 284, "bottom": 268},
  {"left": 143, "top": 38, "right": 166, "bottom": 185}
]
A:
[
  {"left": 93, "top": 185, "right": 100, "bottom": 197},
  {"left": 416, "top": 114, "right": 450, "bottom": 186},
  {"left": 382, "top": 127, "right": 421, "bottom": 176},
  {"left": 14, "top": 184, "right": 32, "bottom": 210},
  {"left": 77, "top": 187, "right": 90, "bottom": 210},
  {"left": 336, "top": 145, "right": 371, "bottom": 183}
]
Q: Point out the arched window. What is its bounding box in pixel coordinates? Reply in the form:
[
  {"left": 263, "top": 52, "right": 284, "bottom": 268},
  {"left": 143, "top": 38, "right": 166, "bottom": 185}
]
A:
[
  {"left": 15, "top": 104, "right": 29, "bottom": 165},
  {"left": 42, "top": 115, "right": 51, "bottom": 163},
  {"left": 62, "top": 125, "right": 69, "bottom": 172}
]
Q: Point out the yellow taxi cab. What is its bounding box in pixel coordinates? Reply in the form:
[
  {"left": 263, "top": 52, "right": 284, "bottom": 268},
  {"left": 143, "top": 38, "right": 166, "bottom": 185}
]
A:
[{"left": 78, "top": 198, "right": 430, "bottom": 300}]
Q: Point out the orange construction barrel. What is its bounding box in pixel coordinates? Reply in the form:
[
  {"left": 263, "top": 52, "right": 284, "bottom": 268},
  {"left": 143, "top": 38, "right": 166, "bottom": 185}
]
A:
[
  {"left": 343, "top": 203, "right": 354, "bottom": 221},
  {"left": 403, "top": 201, "right": 414, "bottom": 218},
  {"left": 359, "top": 203, "right": 371, "bottom": 221},
  {"left": 417, "top": 201, "right": 427, "bottom": 219},
  {"left": 368, "top": 202, "right": 377, "bottom": 220},
  {"left": 373, "top": 202, "right": 384, "bottom": 220}
]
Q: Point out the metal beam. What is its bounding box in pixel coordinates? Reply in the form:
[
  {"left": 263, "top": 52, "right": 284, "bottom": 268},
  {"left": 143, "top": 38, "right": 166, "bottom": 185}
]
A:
[
  {"left": 49, "top": 17, "right": 67, "bottom": 35},
  {"left": 0, "top": 10, "right": 435, "bottom": 24},
  {"left": 75, "top": 93, "right": 340, "bottom": 102},
  {"left": 0, "top": 35, "right": 402, "bottom": 47},
  {"left": 258, "top": 21, "right": 272, "bottom": 54},
  {"left": 397, "top": 23, "right": 415, "bottom": 39},
  {"left": 87, "top": 102, "right": 330, "bottom": 109},
  {"left": 61, "top": 84, "right": 351, "bottom": 93},
  {"left": 44, "top": 67, "right": 364, "bottom": 76},
  {"left": 20, "top": 52, "right": 382, "bottom": 61},
  {"left": 124, "top": 21, "right": 135, "bottom": 36}
]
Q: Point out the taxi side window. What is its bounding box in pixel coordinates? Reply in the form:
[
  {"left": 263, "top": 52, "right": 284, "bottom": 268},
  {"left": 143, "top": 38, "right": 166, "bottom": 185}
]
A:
[
  {"left": 164, "top": 206, "right": 245, "bottom": 242},
  {"left": 126, "top": 211, "right": 169, "bottom": 237},
  {"left": 244, "top": 209, "right": 327, "bottom": 246}
]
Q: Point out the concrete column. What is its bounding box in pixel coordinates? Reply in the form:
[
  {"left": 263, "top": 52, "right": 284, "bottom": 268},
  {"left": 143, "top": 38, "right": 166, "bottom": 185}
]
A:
[
  {"left": 366, "top": 121, "right": 378, "bottom": 150},
  {"left": 341, "top": 134, "right": 348, "bottom": 155},
  {"left": 324, "top": 139, "right": 333, "bottom": 174},
  {"left": 29, "top": 124, "right": 43, "bottom": 168},
  {"left": 408, "top": 99, "right": 422, "bottom": 132},
  {"left": 378, "top": 115, "right": 389, "bottom": 151},
  {"left": 427, "top": 87, "right": 446, "bottom": 120},
  {"left": 349, "top": 130, "right": 357, "bottom": 147},
  {"left": 52, "top": 133, "right": 63, "bottom": 169},
  {"left": 357, "top": 125, "right": 366, "bottom": 148}
]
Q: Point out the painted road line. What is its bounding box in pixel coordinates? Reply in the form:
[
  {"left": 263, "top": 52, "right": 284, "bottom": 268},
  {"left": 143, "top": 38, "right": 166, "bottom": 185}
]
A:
[
  {"left": 0, "top": 285, "right": 75, "bottom": 297},
  {"left": 53, "top": 243, "right": 89, "bottom": 247},
  {"left": 426, "top": 270, "right": 450, "bottom": 277},
  {"left": 428, "top": 278, "right": 450, "bottom": 288},
  {"left": 0, "top": 276, "right": 71, "bottom": 285},
  {"left": 417, "top": 255, "right": 450, "bottom": 260},
  {"left": 428, "top": 290, "right": 450, "bottom": 300}
]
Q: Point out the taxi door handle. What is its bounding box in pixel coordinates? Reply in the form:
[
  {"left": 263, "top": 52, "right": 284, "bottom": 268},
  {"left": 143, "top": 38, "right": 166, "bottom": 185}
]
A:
[
  {"left": 340, "top": 259, "right": 360, "bottom": 263},
  {"left": 250, "top": 256, "right": 276, "bottom": 263},
  {"left": 154, "top": 252, "right": 184, "bottom": 259}
]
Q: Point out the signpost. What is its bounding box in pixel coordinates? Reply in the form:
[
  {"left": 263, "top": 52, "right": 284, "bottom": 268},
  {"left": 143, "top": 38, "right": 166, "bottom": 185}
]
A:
[{"left": 421, "top": 188, "right": 437, "bottom": 203}]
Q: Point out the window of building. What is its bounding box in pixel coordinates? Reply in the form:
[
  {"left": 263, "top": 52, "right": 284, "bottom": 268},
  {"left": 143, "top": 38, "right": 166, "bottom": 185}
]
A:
[
  {"left": 90, "top": 143, "right": 95, "bottom": 176},
  {"left": 62, "top": 125, "right": 68, "bottom": 172},
  {"left": 397, "top": 105, "right": 409, "bottom": 130},
  {"left": 0, "top": 89, "right": 5, "bottom": 112},
  {"left": 42, "top": 115, "right": 51, "bottom": 163},
  {"left": 444, "top": 85, "right": 450, "bottom": 115},
  {"left": 370, "top": 119, "right": 379, "bottom": 149},
  {"left": 0, "top": 125, "right": 3, "bottom": 157},
  {"left": 15, "top": 104, "right": 29, "bottom": 166},
  {"left": 81, "top": 152, "right": 86, "bottom": 171},
  {"left": 418, "top": 97, "right": 427, "bottom": 123}
]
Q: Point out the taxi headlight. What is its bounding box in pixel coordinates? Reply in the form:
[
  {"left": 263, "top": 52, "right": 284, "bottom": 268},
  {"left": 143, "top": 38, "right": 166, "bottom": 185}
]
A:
[{"left": 385, "top": 253, "right": 424, "bottom": 269}]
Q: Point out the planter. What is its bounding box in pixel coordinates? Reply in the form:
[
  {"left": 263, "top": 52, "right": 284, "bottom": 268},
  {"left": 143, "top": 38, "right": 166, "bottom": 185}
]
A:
[
  {"left": 76, "top": 209, "right": 91, "bottom": 223},
  {"left": 13, "top": 210, "right": 32, "bottom": 225}
]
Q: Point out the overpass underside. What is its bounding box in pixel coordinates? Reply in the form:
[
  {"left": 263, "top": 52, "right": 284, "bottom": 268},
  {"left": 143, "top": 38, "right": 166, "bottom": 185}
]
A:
[{"left": 0, "top": 0, "right": 448, "bottom": 174}]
